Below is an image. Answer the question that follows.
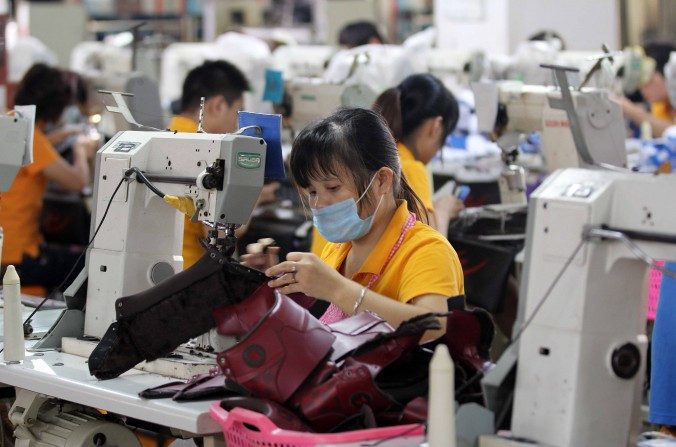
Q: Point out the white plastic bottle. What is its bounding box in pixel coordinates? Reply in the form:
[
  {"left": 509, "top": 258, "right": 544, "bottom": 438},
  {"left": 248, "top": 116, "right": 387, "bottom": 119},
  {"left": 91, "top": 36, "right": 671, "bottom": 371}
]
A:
[
  {"left": 3, "top": 265, "right": 25, "bottom": 362},
  {"left": 428, "top": 344, "right": 456, "bottom": 447}
]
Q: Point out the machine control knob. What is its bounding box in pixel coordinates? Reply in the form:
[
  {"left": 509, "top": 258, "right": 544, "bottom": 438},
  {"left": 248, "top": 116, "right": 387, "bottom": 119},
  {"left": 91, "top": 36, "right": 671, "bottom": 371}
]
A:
[{"left": 610, "top": 342, "right": 641, "bottom": 380}]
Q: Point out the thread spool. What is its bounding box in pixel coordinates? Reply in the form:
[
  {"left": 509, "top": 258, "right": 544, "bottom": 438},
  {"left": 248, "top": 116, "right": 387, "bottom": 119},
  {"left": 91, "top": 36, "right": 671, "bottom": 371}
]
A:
[
  {"left": 428, "top": 344, "right": 455, "bottom": 447},
  {"left": 3, "top": 265, "right": 25, "bottom": 363}
]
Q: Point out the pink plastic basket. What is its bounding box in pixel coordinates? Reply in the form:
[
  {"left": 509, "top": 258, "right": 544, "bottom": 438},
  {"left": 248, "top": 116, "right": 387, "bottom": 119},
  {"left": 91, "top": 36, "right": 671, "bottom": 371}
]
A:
[
  {"left": 208, "top": 402, "right": 425, "bottom": 447},
  {"left": 647, "top": 261, "right": 665, "bottom": 321}
]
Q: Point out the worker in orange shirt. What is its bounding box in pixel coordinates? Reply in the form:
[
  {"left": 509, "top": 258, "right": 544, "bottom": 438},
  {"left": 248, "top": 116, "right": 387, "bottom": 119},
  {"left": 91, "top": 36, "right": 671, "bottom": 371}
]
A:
[
  {"left": 168, "top": 60, "right": 278, "bottom": 269},
  {"left": 0, "top": 64, "right": 94, "bottom": 295}
]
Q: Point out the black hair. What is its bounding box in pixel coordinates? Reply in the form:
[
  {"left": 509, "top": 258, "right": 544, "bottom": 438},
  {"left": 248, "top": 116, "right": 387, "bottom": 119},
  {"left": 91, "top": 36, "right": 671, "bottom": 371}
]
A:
[
  {"left": 180, "top": 60, "right": 250, "bottom": 112},
  {"left": 338, "top": 21, "right": 384, "bottom": 48},
  {"left": 528, "top": 29, "right": 566, "bottom": 51},
  {"left": 290, "top": 108, "right": 427, "bottom": 223},
  {"left": 373, "top": 73, "right": 459, "bottom": 145},
  {"left": 14, "top": 63, "right": 71, "bottom": 123},
  {"left": 644, "top": 42, "right": 676, "bottom": 75},
  {"left": 63, "top": 71, "right": 89, "bottom": 107}
]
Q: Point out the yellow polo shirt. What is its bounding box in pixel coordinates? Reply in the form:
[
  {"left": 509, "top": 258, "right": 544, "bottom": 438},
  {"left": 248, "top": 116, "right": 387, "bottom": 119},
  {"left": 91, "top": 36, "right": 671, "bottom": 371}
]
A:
[
  {"left": 321, "top": 200, "right": 464, "bottom": 304},
  {"left": 168, "top": 115, "right": 205, "bottom": 269},
  {"left": 651, "top": 100, "right": 675, "bottom": 122},
  {"left": 397, "top": 142, "right": 434, "bottom": 213}
]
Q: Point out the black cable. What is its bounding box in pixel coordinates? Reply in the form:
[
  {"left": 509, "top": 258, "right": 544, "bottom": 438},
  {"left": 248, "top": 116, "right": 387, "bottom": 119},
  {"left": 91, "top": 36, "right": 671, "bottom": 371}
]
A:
[
  {"left": 125, "top": 167, "right": 165, "bottom": 198},
  {"left": 455, "top": 240, "right": 586, "bottom": 400},
  {"left": 20, "top": 175, "right": 129, "bottom": 328},
  {"left": 508, "top": 239, "right": 585, "bottom": 348}
]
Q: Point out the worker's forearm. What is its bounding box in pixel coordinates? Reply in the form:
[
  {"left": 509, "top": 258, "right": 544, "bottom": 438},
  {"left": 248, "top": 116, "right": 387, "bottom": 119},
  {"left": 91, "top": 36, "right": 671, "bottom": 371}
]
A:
[
  {"left": 623, "top": 102, "right": 673, "bottom": 137},
  {"left": 73, "top": 151, "right": 90, "bottom": 187},
  {"left": 333, "top": 280, "right": 446, "bottom": 342}
]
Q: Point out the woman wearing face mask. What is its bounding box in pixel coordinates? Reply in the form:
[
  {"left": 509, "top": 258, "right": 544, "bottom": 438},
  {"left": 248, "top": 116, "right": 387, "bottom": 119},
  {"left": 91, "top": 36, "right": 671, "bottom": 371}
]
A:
[
  {"left": 374, "top": 74, "right": 463, "bottom": 237},
  {"left": 242, "top": 108, "right": 464, "bottom": 341},
  {"left": 310, "top": 74, "right": 462, "bottom": 257}
]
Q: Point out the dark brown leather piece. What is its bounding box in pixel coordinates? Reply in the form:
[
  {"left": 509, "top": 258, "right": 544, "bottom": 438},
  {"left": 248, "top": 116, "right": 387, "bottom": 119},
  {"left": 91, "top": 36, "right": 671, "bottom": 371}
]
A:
[
  {"left": 216, "top": 294, "right": 336, "bottom": 403},
  {"left": 290, "top": 314, "right": 440, "bottom": 432},
  {"left": 116, "top": 246, "right": 266, "bottom": 320},
  {"left": 293, "top": 360, "right": 398, "bottom": 433},
  {"left": 89, "top": 251, "right": 266, "bottom": 380},
  {"left": 213, "top": 284, "right": 276, "bottom": 336}
]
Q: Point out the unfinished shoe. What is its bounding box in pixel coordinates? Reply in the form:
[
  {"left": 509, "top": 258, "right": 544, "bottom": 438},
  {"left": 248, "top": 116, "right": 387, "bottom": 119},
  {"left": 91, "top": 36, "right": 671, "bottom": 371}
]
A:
[
  {"left": 89, "top": 247, "right": 266, "bottom": 379},
  {"left": 215, "top": 290, "right": 336, "bottom": 403}
]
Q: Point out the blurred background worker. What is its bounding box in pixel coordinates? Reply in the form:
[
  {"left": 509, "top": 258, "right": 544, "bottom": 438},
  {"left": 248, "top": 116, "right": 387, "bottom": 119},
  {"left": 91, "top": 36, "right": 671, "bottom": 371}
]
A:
[
  {"left": 0, "top": 64, "right": 94, "bottom": 295},
  {"left": 374, "top": 73, "right": 462, "bottom": 237},
  {"left": 616, "top": 42, "right": 676, "bottom": 137},
  {"left": 338, "top": 20, "right": 384, "bottom": 48},
  {"left": 169, "top": 60, "right": 279, "bottom": 268}
]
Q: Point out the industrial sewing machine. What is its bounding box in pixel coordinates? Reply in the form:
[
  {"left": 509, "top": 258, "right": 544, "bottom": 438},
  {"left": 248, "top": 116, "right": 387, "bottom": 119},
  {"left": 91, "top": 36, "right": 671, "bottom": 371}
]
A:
[
  {"left": 474, "top": 62, "right": 676, "bottom": 446},
  {"left": 427, "top": 48, "right": 486, "bottom": 88},
  {"left": 480, "top": 167, "right": 676, "bottom": 447},
  {"left": 272, "top": 44, "right": 336, "bottom": 79},
  {"left": 0, "top": 113, "right": 272, "bottom": 445},
  {"left": 160, "top": 33, "right": 274, "bottom": 114},
  {"left": 472, "top": 64, "right": 627, "bottom": 205},
  {"left": 81, "top": 129, "right": 267, "bottom": 339},
  {"left": 283, "top": 44, "right": 419, "bottom": 136}
]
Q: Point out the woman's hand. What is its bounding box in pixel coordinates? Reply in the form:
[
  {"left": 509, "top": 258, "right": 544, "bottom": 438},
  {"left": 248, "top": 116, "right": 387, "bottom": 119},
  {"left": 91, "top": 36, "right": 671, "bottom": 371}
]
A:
[
  {"left": 240, "top": 239, "right": 280, "bottom": 272},
  {"left": 433, "top": 194, "right": 464, "bottom": 221},
  {"left": 265, "top": 252, "right": 347, "bottom": 300}
]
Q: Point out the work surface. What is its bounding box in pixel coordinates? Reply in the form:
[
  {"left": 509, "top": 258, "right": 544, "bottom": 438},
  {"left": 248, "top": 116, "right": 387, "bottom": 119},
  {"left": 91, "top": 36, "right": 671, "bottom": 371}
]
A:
[{"left": 0, "top": 309, "right": 220, "bottom": 435}]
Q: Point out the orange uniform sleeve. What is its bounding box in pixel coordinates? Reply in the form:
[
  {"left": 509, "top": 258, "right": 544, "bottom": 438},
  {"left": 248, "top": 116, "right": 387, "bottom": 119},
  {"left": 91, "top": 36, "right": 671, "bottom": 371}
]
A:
[{"left": 24, "top": 129, "right": 60, "bottom": 175}]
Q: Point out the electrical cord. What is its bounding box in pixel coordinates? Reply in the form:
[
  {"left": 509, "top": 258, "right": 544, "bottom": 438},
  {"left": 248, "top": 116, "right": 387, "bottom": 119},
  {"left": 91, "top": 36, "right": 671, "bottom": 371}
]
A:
[
  {"left": 584, "top": 227, "right": 676, "bottom": 279},
  {"left": 18, "top": 175, "right": 129, "bottom": 332},
  {"left": 125, "top": 167, "right": 165, "bottom": 198},
  {"left": 453, "top": 240, "right": 586, "bottom": 399},
  {"left": 508, "top": 239, "right": 586, "bottom": 348}
]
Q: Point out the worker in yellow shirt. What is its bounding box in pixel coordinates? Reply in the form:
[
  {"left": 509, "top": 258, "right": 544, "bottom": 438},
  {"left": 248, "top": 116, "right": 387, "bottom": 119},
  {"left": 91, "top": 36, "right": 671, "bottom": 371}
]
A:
[
  {"left": 374, "top": 73, "right": 464, "bottom": 237},
  {"left": 244, "top": 108, "right": 464, "bottom": 341},
  {"left": 0, "top": 64, "right": 93, "bottom": 294},
  {"left": 168, "top": 60, "right": 278, "bottom": 268},
  {"left": 617, "top": 42, "right": 676, "bottom": 137},
  {"left": 311, "top": 74, "right": 463, "bottom": 256}
]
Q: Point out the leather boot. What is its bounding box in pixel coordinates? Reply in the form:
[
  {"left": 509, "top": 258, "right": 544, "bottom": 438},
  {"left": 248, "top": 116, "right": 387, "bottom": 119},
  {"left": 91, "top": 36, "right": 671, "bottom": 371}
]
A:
[{"left": 89, "top": 247, "right": 266, "bottom": 380}]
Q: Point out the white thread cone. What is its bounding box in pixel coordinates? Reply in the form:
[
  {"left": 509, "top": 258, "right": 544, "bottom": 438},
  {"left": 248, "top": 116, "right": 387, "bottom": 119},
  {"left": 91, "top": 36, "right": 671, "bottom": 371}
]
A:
[
  {"left": 3, "top": 266, "right": 25, "bottom": 362},
  {"left": 428, "top": 344, "right": 455, "bottom": 447}
]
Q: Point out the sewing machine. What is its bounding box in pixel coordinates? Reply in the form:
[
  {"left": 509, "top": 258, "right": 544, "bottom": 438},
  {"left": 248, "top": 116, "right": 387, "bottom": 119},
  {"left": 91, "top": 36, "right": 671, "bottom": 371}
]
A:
[
  {"left": 283, "top": 44, "right": 418, "bottom": 136},
  {"left": 471, "top": 63, "right": 627, "bottom": 206},
  {"left": 481, "top": 167, "right": 676, "bottom": 447},
  {"left": 475, "top": 79, "right": 627, "bottom": 171},
  {"left": 160, "top": 34, "right": 273, "bottom": 114},
  {"left": 283, "top": 78, "right": 370, "bottom": 136},
  {"left": 78, "top": 130, "right": 266, "bottom": 338},
  {"left": 0, "top": 125, "right": 269, "bottom": 445},
  {"left": 427, "top": 48, "right": 486, "bottom": 88},
  {"left": 272, "top": 45, "right": 336, "bottom": 79}
]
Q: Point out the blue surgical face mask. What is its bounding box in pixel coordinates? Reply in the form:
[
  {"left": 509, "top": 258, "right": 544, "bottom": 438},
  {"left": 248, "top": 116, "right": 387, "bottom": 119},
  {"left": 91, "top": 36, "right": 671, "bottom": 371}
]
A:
[{"left": 311, "top": 174, "right": 384, "bottom": 243}]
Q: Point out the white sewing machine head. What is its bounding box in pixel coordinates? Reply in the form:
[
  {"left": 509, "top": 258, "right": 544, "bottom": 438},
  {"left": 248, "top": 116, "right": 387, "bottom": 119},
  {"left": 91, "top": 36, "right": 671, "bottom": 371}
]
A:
[
  {"left": 509, "top": 167, "right": 676, "bottom": 446},
  {"left": 0, "top": 105, "right": 36, "bottom": 192},
  {"left": 472, "top": 75, "right": 627, "bottom": 172},
  {"left": 82, "top": 130, "right": 267, "bottom": 338}
]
